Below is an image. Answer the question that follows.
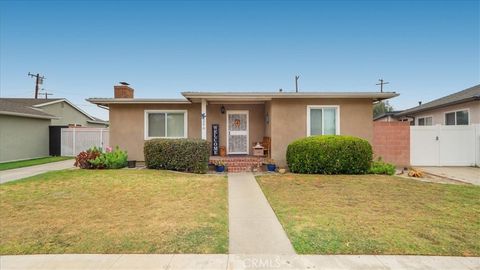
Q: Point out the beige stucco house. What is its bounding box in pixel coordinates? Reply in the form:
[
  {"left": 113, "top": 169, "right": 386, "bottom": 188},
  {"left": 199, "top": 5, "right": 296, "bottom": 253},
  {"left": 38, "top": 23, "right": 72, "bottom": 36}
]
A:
[
  {"left": 88, "top": 84, "right": 397, "bottom": 166},
  {"left": 381, "top": 84, "right": 480, "bottom": 126},
  {"left": 0, "top": 98, "right": 108, "bottom": 162}
]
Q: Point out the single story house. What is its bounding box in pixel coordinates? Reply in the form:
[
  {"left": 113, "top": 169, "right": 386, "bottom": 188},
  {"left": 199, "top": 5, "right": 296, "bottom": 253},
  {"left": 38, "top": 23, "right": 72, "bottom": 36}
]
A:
[
  {"left": 88, "top": 84, "right": 398, "bottom": 166},
  {"left": 373, "top": 110, "right": 404, "bottom": 122},
  {"left": 392, "top": 84, "right": 480, "bottom": 126},
  {"left": 0, "top": 98, "right": 108, "bottom": 162}
]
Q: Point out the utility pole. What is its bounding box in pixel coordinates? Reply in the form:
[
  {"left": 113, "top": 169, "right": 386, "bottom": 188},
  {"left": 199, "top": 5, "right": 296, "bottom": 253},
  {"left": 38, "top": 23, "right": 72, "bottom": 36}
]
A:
[
  {"left": 376, "top": 78, "right": 389, "bottom": 93},
  {"left": 28, "top": 72, "right": 45, "bottom": 99},
  {"left": 39, "top": 88, "right": 53, "bottom": 99},
  {"left": 295, "top": 75, "right": 300, "bottom": 92}
]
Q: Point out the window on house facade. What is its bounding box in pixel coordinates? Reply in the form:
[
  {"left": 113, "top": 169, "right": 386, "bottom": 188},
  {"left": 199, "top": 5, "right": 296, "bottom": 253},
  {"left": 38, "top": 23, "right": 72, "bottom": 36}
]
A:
[
  {"left": 417, "top": 116, "right": 433, "bottom": 126},
  {"left": 307, "top": 106, "right": 340, "bottom": 136},
  {"left": 445, "top": 110, "right": 469, "bottom": 125},
  {"left": 145, "top": 110, "right": 187, "bottom": 139}
]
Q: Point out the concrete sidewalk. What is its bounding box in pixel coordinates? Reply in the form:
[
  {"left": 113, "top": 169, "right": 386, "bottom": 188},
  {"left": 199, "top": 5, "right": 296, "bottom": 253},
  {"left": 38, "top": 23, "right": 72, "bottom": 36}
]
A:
[
  {"left": 0, "top": 160, "right": 75, "bottom": 184},
  {"left": 1, "top": 254, "right": 478, "bottom": 270},
  {"left": 228, "top": 172, "right": 295, "bottom": 254}
]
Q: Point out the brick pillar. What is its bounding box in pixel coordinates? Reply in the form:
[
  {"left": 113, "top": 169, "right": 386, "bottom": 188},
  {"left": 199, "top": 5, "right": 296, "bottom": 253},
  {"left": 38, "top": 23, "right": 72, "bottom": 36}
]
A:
[{"left": 373, "top": 121, "right": 410, "bottom": 167}]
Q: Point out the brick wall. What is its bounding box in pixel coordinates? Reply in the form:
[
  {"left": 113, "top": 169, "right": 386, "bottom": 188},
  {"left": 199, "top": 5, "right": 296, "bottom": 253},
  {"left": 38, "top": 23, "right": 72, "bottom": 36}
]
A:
[{"left": 373, "top": 121, "right": 410, "bottom": 167}]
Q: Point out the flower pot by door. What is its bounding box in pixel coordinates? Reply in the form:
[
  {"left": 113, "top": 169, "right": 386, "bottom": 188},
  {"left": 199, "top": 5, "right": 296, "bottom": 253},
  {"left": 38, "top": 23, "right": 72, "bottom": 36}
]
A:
[{"left": 267, "top": 164, "right": 276, "bottom": 172}]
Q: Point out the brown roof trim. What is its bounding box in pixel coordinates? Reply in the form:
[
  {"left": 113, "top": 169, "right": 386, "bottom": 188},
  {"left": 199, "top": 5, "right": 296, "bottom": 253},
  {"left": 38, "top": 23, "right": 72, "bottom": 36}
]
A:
[
  {"left": 182, "top": 91, "right": 399, "bottom": 102},
  {"left": 86, "top": 98, "right": 191, "bottom": 106},
  {"left": 87, "top": 92, "right": 399, "bottom": 106}
]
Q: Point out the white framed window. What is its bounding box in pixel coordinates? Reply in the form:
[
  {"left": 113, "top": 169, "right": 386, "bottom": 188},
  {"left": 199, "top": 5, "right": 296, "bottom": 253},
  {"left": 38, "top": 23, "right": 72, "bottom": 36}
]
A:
[
  {"left": 144, "top": 110, "right": 188, "bottom": 139},
  {"left": 306, "top": 105, "right": 340, "bottom": 136},
  {"left": 444, "top": 109, "right": 469, "bottom": 125},
  {"left": 417, "top": 116, "right": 433, "bottom": 126}
]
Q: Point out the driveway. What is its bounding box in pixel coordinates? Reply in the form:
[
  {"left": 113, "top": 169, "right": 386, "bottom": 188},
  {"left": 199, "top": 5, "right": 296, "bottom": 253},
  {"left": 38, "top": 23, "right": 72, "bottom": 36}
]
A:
[
  {"left": 0, "top": 160, "right": 75, "bottom": 184},
  {"left": 418, "top": 167, "right": 480, "bottom": 185}
]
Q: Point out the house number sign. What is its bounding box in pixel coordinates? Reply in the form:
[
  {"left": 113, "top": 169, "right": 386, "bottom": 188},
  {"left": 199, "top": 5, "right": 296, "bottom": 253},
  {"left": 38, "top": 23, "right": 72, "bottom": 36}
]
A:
[{"left": 212, "top": 124, "right": 220, "bottom": 156}]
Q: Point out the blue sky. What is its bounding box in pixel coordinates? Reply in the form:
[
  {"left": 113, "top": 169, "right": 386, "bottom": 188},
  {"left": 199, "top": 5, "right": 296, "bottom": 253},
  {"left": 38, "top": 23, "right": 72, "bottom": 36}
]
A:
[{"left": 1, "top": 0, "right": 478, "bottom": 120}]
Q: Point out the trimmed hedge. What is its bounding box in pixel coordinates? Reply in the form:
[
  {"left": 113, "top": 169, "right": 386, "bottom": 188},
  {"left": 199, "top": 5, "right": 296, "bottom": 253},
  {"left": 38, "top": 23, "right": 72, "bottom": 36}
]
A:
[
  {"left": 144, "top": 139, "right": 210, "bottom": 174},
  {"left": 286, "top": 135, "right": 373, "bottom": 174}
]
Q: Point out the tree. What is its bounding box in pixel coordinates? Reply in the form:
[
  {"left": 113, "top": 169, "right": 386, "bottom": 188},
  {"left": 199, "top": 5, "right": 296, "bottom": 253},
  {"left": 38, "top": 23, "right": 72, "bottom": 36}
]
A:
[{"left": 373, "top": 101, "right": 394, "bottom": 118}]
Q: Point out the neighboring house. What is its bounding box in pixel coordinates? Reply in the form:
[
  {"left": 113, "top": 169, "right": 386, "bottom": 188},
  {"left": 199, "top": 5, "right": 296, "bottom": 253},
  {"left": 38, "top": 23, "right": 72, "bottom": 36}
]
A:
[
  {"left": 88, "top": 84, "right": 398, "bottom": 166},
  {"left": 394, "top": 84, "right": 480, "bottom": 126},
  {"left": 0, "top": 98, "right": 108, "bottom": 162},
  {"left": 373, "top": 110, "right": 403, "bottom": 122},
  {"left": 1, "top": 98, "right": 109, "bottom": 127}
]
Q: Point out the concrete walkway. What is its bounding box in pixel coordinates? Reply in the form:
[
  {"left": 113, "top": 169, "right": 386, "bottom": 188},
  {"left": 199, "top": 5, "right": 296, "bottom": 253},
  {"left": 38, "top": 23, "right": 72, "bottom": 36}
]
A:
[
  {"left": 0, "top": 160, "right": 75, "bottom": 184},
  {"left": 418, "top": 166, "right": 480, "bottom": 185},
  {"left": 228, "top": 172, "right": 295, "bottom": 254},
  {"left": 1, "top": 254, "right": 478, "bottom": 270}
]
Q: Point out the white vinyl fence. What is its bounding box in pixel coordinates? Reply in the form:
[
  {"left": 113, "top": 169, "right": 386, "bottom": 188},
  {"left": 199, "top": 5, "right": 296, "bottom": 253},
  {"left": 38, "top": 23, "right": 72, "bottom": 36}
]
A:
[
  {"left": 411, "top": 124, "right": 480, "bottom": 166},
  {"left": 61, "top": 128, "right": 109, "bottom": 156}
]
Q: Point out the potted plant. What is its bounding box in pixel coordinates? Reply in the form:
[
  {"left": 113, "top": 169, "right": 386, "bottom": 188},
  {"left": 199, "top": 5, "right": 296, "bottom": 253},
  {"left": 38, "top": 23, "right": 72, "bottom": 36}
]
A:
[
  {"left": 265, "top": 159, "right": 276, "bottom": 172},
  {"left": 213, "top": 160, "right": 226, "bottom": 173}
]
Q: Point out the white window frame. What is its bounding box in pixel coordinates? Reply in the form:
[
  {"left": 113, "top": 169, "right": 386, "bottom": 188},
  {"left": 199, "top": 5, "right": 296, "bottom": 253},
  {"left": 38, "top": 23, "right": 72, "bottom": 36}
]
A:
[
  {"left": 144, "top": 110, "right": 188, "bottom": 140},
  {"left": 306, "top": 105, "right": 341, "bottom": 136},
  {"left": 444, "top": 108, "right": 470, "bottom": 125},
  {"left": 416, "top": 115, "right": 433, "bottom": 126}
]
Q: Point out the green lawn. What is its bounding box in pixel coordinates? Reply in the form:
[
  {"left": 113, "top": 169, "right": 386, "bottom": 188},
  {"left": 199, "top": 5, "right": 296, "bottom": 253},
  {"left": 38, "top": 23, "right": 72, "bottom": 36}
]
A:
[
  {"left": 257, "top": 174, "right": 480, "bottom": 256},
  {"left": 0, "top": 156, "right": 73, "bottom": 171},
  {"left": 0, "top": 170, "right": 228, "bottom": 254}
]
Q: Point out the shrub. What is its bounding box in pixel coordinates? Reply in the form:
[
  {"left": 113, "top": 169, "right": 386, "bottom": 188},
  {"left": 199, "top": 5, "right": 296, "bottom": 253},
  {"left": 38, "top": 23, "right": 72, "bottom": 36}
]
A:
[
  {"left": 74, "top": 146, "right": 127, "bottom": 169},
  {"left": 90, "top": 146, "right": 128, "bottom": 169},
  {"left": 286, "top": 135, "right": 373, "bottom": 174},
  {"left": 74, "top": 148, "right": 102, "bottom": 169},
  {"left": 369, "top": 158, "right": 396, "bottom": 175},
  {"left": 144, "top": 139, "right": 210, "bottom": 174}
]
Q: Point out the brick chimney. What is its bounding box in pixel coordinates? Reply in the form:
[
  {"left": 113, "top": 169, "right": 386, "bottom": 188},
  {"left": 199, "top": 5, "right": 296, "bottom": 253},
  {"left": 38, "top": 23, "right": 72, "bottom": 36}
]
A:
[{"left": 114, "top": 84, "right": 134, "bottom": 98}]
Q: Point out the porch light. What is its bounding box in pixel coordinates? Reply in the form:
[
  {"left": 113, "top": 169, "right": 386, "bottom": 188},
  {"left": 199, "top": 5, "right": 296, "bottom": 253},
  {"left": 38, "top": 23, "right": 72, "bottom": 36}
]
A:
[{"left": 221, "top": 105, "right": 225, "bottom": 114}]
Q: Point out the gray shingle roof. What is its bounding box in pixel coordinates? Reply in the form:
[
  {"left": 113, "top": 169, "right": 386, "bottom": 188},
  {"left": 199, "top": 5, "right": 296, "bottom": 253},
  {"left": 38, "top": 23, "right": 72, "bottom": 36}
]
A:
[
  {"left": 373, "top": 110, "right": 403, "bottom": 121},
  {"left": 396, "top": 84, "right": 480, "bottom": 117},
  {"left": 0, "top": 99, "right": 56, "bottom": 119},
  {"left": 2, "top": 98, "right": 63, "bottom": 107}
]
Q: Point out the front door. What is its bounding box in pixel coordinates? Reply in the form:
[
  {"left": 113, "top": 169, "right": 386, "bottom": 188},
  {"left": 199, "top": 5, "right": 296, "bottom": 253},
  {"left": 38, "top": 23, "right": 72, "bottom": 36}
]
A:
[{"left": 226, "top": 110, "right": 249, "bottom": 154}]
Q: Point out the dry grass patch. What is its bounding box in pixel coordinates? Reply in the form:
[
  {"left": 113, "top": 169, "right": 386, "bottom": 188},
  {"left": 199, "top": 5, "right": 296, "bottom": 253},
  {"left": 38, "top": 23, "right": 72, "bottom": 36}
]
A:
[
  {"left": 0, "top": 169, "right": 227, "bottom": 254},
  {"left": 257, "top": 174, "right": 480, "bottom": 256}
]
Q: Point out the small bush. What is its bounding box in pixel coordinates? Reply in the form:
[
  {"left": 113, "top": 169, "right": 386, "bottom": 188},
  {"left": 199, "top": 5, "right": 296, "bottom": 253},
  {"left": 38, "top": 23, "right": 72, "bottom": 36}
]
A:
[
  {"left": 74, "top": 146, "right": 127, "bottom": 169},
  {"left": 286, "top": 135, "right": 373, "bottom": 174},
  {"left": 369, "top": 158, "right": 396, "bottom": 175},
  {"left": 74, "top": 148, "right": 102, "bottom": 169},
  {"left": 90, "top": 146, "right": 128, "bottom": 169},
  {"left": 144, "top": 139, "right": 210, "bottom": 174}
]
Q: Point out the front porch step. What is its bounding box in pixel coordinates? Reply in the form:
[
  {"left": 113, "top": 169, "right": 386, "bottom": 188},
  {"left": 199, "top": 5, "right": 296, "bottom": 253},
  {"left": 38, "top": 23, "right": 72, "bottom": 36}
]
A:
[
  {"left": 210, "top": 156, "right": 266, "bottom": 172},
  {"left": 228, "top": 166, "right": 251, "bottom": 173}
]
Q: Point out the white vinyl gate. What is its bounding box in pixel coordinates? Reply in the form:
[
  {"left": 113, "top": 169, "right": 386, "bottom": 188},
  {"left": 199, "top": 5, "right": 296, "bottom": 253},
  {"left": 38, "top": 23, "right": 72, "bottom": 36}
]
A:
[
  {"left": 61, "top": 128, "right": 109, "bottom": 156},
  {"left": 411, "top": 124, "right": 480, "bottom": 166}
]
